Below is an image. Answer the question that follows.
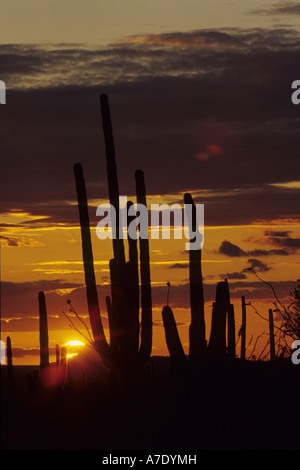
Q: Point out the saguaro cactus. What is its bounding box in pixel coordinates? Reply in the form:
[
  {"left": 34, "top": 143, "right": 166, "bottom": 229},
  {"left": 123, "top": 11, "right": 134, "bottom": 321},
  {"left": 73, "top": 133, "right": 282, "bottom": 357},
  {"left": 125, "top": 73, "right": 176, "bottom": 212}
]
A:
[
  {"left": 135, "top": 169, "right": 152, "bottom": 363},
  {"left": 73, "top": 163, "right": 111, "bottom": 363},
  {"left": 240, "top": 296, "right": 247, "bottom": 360},
  {"left": 184, "top": 192, "right": 207, "bottom": 360},
  {"left": 207, "top": 279, "right": 236, "bottom": 359},
  {"left": 226, "top": 279, "right": 236, "bottom": 359},
  {"left": 227, "top": 303, "right": 236, "bottom": 359},
  {"left": 162, "top": 306, "right": 187, "bottom": 368},
  {"left": 269, "top": 308, "right": 275, "bottom": 362},
  {"left": 161, "top": 192, "right": 207, "bottom": 365},
  {"left": 208, "top": 281, "right": 228, "bottom": 358},
  {"left": 74, "top": 93, "right": 152, "bottom": 380},
  {"left": 38, "top": 291, "right": 49, "bottom": 368},
  {"left": 6, "top": 336, "right": 14, "bottom": 386}
]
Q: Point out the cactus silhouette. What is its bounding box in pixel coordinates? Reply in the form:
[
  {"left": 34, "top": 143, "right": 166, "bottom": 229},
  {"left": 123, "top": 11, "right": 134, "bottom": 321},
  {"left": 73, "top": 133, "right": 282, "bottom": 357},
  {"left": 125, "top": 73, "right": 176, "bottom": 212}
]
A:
[
  {"left": 162, "top": 192, "right": 206, "bottom": 363},
  {"left": 74, "top": 93, "right": 152, "bottom": 381},
  {"left": 226, "top": 279, "right": 236, "bottom": 359},
  {"left": 184, "top": 192, "right": 207, "bottom": 360},
  {"left": 56, "top": 344, "right": 60, "bottom": 366},
  {"left": 240, "top": 296, "right": 247, "bottom": 360},
  {"left": 162, "top": 276, "right": 236, "bottom": 364},
  {"left": 38, "top": 291, "right": 49, "bottom": 368},
  {"left": 6, "top": 336, "right": 14, "bottom": 387},
  {"left": 26, "top": 345, "right": 68, "bottom": 398},
  {"left": 161, "top": 192, "right": 207, "bottom": 365},
  {"left": 207, "top": 279, "right": 236, "bottom": 359},
  {"left": 269, "top": 308, "right": 275, "bottom": 361},
  {"left": 227, "top": 305, "right": 236, "bottom": 359},
  {"left": 26, "top": 293, "right": 68, "bottom": 398},
  {"left": 73, "top": 162, "right": 111, "bottom": 363},
  {"left": 162, "top": 306, "right": 187, "bottom": 368}
]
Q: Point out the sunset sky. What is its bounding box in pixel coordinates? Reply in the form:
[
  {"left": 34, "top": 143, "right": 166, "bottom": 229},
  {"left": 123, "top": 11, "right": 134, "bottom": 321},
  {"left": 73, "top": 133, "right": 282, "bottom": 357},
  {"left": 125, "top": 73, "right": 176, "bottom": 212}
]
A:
[{"left": 1, "top": 1, "right": 300, "bottom": 365}]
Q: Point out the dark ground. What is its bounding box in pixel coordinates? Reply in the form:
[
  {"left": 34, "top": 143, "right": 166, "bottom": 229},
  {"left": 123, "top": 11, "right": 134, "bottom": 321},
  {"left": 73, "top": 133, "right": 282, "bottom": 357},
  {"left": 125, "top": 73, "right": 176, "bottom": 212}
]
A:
[{"left": 1, "top": 356, "right": 300, "bottom": 451}]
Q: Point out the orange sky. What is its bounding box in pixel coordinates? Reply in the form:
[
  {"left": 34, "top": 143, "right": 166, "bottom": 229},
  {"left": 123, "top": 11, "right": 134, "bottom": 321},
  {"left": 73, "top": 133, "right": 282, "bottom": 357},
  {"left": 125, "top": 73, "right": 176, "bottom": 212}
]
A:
[
  {"left": 1, "top": 1, "right": 300, "bottom": 366},
  {"left": 1, "top": 205, "right": 299, "bottom": 365}
]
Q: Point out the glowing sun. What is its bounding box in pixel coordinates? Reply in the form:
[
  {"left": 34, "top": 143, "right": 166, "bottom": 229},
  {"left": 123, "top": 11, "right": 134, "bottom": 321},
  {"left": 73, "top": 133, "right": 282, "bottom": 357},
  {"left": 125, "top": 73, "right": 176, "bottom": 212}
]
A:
[{"left": 65, "top": 340, "right": 85, "bottom": 347}]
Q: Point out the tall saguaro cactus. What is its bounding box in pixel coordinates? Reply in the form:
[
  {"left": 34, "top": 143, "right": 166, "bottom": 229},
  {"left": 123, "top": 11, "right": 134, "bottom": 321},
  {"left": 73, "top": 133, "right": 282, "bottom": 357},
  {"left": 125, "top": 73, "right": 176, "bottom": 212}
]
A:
[
  {"left": 241, "top": 296, "right": 247, "bottom": 360},
  {"left": 227, "top": 303, "right": 236, "bottom": 359},
  {"left": 161, "top": 192, "right": 207, "bottom": 365},
  {"left": 6, "top": 336, "right": 14, "bottom": 386},
  {"left": 269, "top": 308, "right": 275, "bottom": 362},
  {"left": 208, "top": 279, "right": 236, "bottom": 359},
  {"left": 74, "top": 93, "right": 153, "bottom": 379},
  {"left": 226, "top": 279, "right": 236, "bottom": 359},
  {"left": 208, "top": 281, "right": 228, "bottom": 358},
  {"left": 74, "top": 163, "right": 111, "bottom": 363},
  {"left": 100, "top": 93, "right": 125, "bottom": 264},
  {"left": 184, "top": 192, "right": 207, "bottom": 360},
  {"left": 136, "top": 169, "right": 152, "bottom": 363},
  {"left": 38, "top": 291, "right": 49, "bottom": 368},
  {"left": 162, "top": 306, "right": 187, "bottom": 367}
]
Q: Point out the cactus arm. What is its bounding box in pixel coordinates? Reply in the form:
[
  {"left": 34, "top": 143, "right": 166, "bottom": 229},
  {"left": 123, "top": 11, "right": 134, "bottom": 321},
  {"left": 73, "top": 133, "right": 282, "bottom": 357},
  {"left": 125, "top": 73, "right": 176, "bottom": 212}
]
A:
[
  {"left": 100, "top": 93, "right": 125, "bottom": 264},
  {"left": 183, "top": 192, "right": 206, "bottom": 360},
  {"left": 227, "top": 304, "right": 236, "bottom": 359},
  {"left": 38, "top": 291, "right": 49, "bottom": 368},
  {"left": 73, "top": 162, "right": 110, "bottom": 361},
  {"left": 162, "top": 306, "right": 187, "bottom": 362},
  {"left": 126, "top": 200, "right": 140, "bottom": 354},
  {"left": 6, "top": 336, "right": 14, "bottom": 386},
  {"left": 135, "top": 169, "right": 153, "bottom": 365},
  {"left": 269, "top": 308, "right": 275, "bottom": 362},
  {"left": 225, "top": 279, "right": 236, "bottom": 359},
  {"left": 208, "top": 282, "right": 227, "bottom": 358}
]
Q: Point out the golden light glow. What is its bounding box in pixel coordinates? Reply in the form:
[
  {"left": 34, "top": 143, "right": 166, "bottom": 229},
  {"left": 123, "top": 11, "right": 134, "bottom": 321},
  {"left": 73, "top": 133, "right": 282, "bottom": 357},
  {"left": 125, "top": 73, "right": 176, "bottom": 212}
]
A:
[{"left": 65, "top": 340, "right": 85, "bottom": 347}]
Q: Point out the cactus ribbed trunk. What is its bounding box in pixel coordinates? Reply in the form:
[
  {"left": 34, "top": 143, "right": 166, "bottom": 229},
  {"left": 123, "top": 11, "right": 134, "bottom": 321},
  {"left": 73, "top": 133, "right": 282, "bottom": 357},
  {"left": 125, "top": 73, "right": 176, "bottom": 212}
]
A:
[
  {"left": 241, "top": 296, "right": 247, "bottom": 360},
  {"left": 100, "top": 93, "right": 125, "bottom": 264},
  {"left": 162, "top": 306, "right": 187, "bottom": 365},
  {"left": 208, "top": 281, "right": 228, "bottom": 359},
  {"left": 6, "top": 336, "right": 14, "bottom": 385},
  {"left": 74, "top": 93, "right": 153, "bottom": 382},
  {"left": 135, "top": 169, "right": 152, "bottom": 364},
  {"left": 269, "top": 308, "right": 275, "bottom": 362},
  {"left": 56, "top": 344, "right": 60, "bottom": 366},
  {"left": 184, "top": 192, "right": 206, "bottom": 360},
  {"left": 227, "top": 304, "right": 236, "bottom": 359},
  {"left": 73, "top": 163, "right": 110, "bottom": 363},
  {"left": 225, "top": 279, "right": 236, "bottom": 359},
  {"left": 38, "top": 291, "right": 49, "bottom": 368}
]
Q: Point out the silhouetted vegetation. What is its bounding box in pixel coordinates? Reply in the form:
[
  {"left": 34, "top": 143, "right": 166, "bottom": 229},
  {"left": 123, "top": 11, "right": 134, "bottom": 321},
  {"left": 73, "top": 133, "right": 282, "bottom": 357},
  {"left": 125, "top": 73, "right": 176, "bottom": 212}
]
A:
[
  {"left": 1, "top": 94, "right": 300, "bottom": 451},
  {"left": 73, "top": 94, "right": 152, "bottom": 386}
]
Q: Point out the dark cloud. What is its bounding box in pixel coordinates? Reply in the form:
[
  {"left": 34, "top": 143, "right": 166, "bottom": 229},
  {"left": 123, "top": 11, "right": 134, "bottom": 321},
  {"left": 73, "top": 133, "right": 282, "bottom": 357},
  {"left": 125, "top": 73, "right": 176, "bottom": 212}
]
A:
[
  {"left": 1, "top": 28, "right": 300, "bottom": 227},
  {"left": 247, "top": 249, "right": 289, "bottom": 257},
  {"left": 168, "top": 263, "right": 189, "bottom": 269},
  {"left": 245, "top": 258, "right": 271, "bottom": 273},
  {"left": 0, "top": 235, "right": 19, "bottom": 247},
  {"left": 218, "top": 239, "right": 291, "bottom": 258},
  {"left": 219, "top": 240, "right": 247, "bottom": 257},
  {"left": 265, "top": 230, "right": 292, "bottom": 237},
  {"left": 0, "top": 235, "right": 45, "bottom": 247},
  {"left": 250, "top": 2, "right": 300, "bottom": 16},
  {"left": 264, "top": 230, "right": 300, "bottom": 253},
  {"left": 223, "top": 272, "right": 248, "bottom": 280},
  {"left": 218, "top": 240, "right": 247, "bottom": 257}
]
